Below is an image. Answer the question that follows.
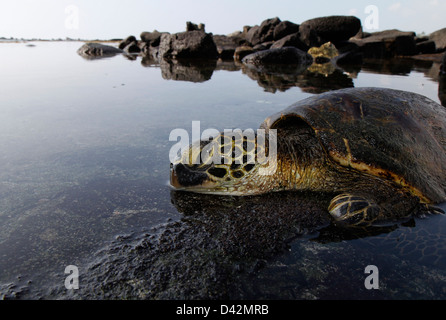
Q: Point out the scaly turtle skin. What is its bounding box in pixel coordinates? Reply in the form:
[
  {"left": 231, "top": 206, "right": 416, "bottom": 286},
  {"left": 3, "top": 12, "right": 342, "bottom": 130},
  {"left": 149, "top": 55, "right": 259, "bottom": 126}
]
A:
[{"left": 170, "top": 87, "right": 446, "bottom": 226}]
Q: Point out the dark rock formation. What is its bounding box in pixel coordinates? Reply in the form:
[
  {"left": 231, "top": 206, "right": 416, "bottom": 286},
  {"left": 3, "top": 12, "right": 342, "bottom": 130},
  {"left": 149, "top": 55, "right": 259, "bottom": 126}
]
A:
[
  {"left": 140, "top": 30, "right": 163, "bottom": 47},
  {"left": 242, "top": 47, "right": 313, "bottom": 71},
  {"left": 270, "top": 32, "right": 308, "bottom": 51},
  {"left": 416, "top": 40, "right": 436, "bottom": 54},
  {"left": 186, "top": 21, "right": 205, "bottom": 32},
  {"left": 350, "top": 29, "right": 417, "bottom": 58},
  {"left": 440, "top": 53, "right": 446, "bottom": 106},
  {"left": 158, "top": 30, "right": 218, "bottom": 60},
  {"left": 213, "top": 34, "right": 247, "bottom": 60},
  {"left": 77, "top": 43, "right": 123, "bottom": 60},
  {"left": 245, "top": 17, "right": 282, "bottom": 46},
  {"left": 123, "top": 41, "right": 141, "bottom": 54},
  {"left": 252, "top": 41, "right": 273, "bottom": 51},
  {"left": 429, "top": 28, "right": 446, "bottom": 52},
  {"left": 299, "top": 16, "right": 361, "bottom": 47},
  {"left": 441, "top": 52, "right": 446, "bottom": 75},
  {"left": 273, "top": 20, "right": 299, "bottom": 41},
  {"left": 118, "top": 35, "right": 137, "bottom": 50}
]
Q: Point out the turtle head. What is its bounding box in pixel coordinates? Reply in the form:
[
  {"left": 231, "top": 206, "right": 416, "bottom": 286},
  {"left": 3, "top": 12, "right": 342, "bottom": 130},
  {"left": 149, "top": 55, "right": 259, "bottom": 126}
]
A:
[{"left": 170, "top": 131, "right": 277, "bottom": 195}]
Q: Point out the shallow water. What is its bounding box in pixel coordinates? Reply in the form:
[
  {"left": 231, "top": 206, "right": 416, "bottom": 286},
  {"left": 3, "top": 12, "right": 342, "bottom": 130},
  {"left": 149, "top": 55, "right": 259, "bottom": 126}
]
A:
[{"left": 0, "top": 41, "right": 445, "bottom": 299}]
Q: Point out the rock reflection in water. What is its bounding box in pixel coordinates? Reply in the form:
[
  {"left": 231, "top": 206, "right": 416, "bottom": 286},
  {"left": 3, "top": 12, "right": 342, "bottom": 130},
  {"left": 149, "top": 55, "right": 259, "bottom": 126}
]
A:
[
  {"left": 159, "top": 59, "right": 217, "bottom": 83},
  {"left": 242, "top": 63, "right": 354, "bottom": 93}
]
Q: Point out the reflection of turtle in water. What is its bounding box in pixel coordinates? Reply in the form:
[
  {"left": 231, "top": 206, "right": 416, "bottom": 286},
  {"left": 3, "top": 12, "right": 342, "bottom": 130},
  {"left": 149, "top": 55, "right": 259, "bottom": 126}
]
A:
[{"left": 171, "top": 87, "right": 446, "bottom": 226}]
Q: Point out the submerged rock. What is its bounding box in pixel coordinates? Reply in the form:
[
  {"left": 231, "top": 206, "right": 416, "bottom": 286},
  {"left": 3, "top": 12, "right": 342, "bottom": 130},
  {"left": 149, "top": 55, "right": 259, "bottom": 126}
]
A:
[
  {"left": 77, "top": 43, "right": 123, "bottom": 59},
  {"left": 242, "top": 47, "right": 313, "bottom": 67}
]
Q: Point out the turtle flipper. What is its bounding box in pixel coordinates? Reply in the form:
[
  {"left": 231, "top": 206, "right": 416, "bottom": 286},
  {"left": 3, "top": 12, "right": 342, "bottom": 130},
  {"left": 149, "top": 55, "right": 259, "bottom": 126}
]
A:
[
  {"left": 328, "top": 194, "right": 382, "bottom": 226},
  {"left": 416, "top": 203, "right": 445, "bottom": 217}
]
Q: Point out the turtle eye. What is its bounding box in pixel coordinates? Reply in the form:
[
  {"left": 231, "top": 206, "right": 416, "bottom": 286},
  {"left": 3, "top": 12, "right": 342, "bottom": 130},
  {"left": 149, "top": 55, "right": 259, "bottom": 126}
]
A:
[{"left": 208, "top": 167, "right": 227, "bottom": 178}]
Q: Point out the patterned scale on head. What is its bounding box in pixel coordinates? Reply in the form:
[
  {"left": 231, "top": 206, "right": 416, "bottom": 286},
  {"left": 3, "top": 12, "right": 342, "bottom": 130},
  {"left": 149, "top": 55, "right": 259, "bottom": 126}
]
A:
[{"left": 170, "top": 131, "right": 274, "bottom": 195}]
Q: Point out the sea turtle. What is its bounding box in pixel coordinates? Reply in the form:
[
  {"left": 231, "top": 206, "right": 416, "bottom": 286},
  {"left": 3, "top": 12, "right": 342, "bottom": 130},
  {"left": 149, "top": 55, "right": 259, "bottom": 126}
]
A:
[{"left": 170, "top": 87, "right": 446, "bottom": 226}]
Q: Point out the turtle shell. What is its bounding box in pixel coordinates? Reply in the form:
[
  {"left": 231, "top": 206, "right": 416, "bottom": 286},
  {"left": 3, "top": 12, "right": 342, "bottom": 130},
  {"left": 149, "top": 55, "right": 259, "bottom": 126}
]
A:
[{"left": 261, "top": 87, "right": 446, "bottom": 203}]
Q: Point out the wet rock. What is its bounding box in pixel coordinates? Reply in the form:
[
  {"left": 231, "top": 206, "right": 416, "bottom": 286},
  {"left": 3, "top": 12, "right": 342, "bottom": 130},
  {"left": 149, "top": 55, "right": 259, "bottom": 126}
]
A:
[
  {"left": 416, "top": 40, "right": 436, "bottom": 54},
  {"left": 158, "top": 30, "right": 218, "bottom": 60},
  {"left": 299, "top": 15, "right": 361, "bottom": 47},
  {"left": 234, "top": 46, "right": 254, "bottom": 61},
  {"left": 350, "top": 29, "right": 417, "bottom": 58},
  {"left": 270, "top": 33, "right": 308, "bottom": 51},
  {"left": 140, "top": 30, "right": 163, "bottom": 47},
  {"left": 242, "top": 47, "right": 313, "bottom": 68},
  {"left": 273, "top": 20, "right": 299, "bottom": 41},
  {"left": 429, "top": 28, "right": 446, "bottom": 52},
  {"left": 77, "top": 43, "right": 123, "bottom": 60},
  {"left": 246, "top": 17, "right": 282, "bottom": 46},
  {"left": 119, "top": 35, "right": 137, "bottom": 50}
]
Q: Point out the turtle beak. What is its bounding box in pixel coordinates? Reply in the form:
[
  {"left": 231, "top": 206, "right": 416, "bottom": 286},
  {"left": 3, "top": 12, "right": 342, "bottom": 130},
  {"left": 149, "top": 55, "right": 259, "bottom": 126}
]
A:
[{"left": 170, "top": 162, "right": 220, "bottom": 192}]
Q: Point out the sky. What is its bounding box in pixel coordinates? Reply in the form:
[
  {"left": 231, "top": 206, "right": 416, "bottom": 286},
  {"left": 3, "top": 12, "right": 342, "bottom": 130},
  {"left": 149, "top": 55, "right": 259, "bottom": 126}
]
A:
[{"left": 0, "top": 0, "right": 445, "bottom": 40}]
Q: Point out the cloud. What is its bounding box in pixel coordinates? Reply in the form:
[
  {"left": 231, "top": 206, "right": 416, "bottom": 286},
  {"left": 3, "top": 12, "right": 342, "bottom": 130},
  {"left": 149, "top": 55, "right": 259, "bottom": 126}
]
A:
[{"left": 388, "top": 2, "right": 402, "bottom": 12}]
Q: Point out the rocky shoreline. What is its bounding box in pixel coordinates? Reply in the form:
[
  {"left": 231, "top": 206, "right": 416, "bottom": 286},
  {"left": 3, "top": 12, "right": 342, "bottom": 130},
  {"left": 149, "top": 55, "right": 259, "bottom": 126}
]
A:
[
  {"left": 76, "top": 15, "right": 446, "bottom": 104},
  {"left": 78, "top": 15, "right": 446, "bottom": 68}
]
